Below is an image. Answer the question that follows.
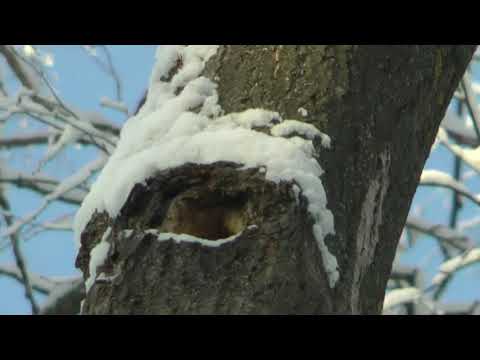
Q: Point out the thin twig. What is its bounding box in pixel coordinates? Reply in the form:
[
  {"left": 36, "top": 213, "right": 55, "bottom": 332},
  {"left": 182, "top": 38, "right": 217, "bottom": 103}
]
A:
[
  {"left": 0, "top": 168, "right": 88, "bottom": 205},
  {"left": 81, "top": 45, "right": 124, "bottom": 103},
  {"left": 0, "top": 201, "right": 39, "bottom": 314},
  {"left": 442, "top": 101, "right": 465, "bottom": 259},
  {"left": 1, "top": 46, "right": 117, "bottom": 153},
  {"left": 405, "top": 216, "right": 473, "bottom": 251},
  {"left": 449, "top": 100, "right": 464, "bottom": 230},
  {"left": 460, "top": 73, "right": 480, "bottom": 141},
  {"left": 0, "top": 264, "right": 56, "bottom": 294},
  {"left": 100, "top": 45, "right": 123, "bottom": 102}
]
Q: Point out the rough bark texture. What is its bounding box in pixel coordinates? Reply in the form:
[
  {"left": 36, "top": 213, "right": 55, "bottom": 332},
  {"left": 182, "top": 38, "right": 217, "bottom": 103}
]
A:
[
  {"left": 78, "top": 163, "right": 335, "bottom": 314},
  {"left": 39, "top": 280, "right": 85, "bottom": 315},
  {"left": 77, "top": 45, "right": 476, "bottom": 315}
]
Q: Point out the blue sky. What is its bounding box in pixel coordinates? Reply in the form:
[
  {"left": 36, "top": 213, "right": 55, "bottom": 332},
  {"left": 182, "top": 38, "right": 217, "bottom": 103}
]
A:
[
  {"left": 0, "top": 45, "right": 157, "bottom": 314},
  {"left": 0, "top": 46, "right": 478, "bottom": 314}
]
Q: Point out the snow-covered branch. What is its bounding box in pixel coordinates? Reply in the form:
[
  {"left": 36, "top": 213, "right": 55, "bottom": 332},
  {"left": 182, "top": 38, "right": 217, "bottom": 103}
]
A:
[
  {"left": 460, "top": 72, "right": 480, "bottom": 140},
  {"left": 441, "top": 110, "right": 479, "bottom": 147},
  {"left": 438, "top": 129, "right": 480, "bottom": 174},
  {"left": 0, "top": 46, "right": 120, "bottom": 154},
  {"left": 405, "top": 216, "right": 473, "bottom": 251},
  {"left": 1, "top": 157, "right": 106, "bottom": 240},
  {"left": 1, "top": 207, "right": 39, "bottom": 314},
  {"left": 100, "top": 97, "right": 129, "bottom": 115},
  {"left": 0, "top": 263, "right": 84, "bottom": 315},
  {"left": 0, "top": 131, "right": 58, "bottom": 148},
  {"left": 0, "top": 46, "right": 121, "bottom": 314},
  {"left": 383, "top": 287, "right": 422, "bottom": 311},
  {"left": 432, "top": 248, "right": 480, "bottom": 286},
  {"left": 0, "top": 131, "right": 101, "bottom": 149},
  {"left": 19, "top": 96, "right": 118, "bottom": 153},
  {"left": 0, "top": 167, "right": 89, "bottom": 205},
  {"left": 0, "top": 45, "right": 43, "bottom": 93},
  {"left": 390, "top": 265, "right": 420, "bottom": 283},
  {"left": 419, "top": 169, "right": 480, "bottom": 206},
  {"left": 0, "top": 263, "right": 56, "bottom": 294}
]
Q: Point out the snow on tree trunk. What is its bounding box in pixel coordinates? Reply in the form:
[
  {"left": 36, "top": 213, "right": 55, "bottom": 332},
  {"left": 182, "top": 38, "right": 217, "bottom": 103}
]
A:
[{"left": 75, "top": 45, "right": 476, "bottom": 315}]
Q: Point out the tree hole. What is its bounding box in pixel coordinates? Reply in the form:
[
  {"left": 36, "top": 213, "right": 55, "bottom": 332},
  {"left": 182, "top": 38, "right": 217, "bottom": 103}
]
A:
[{"left": 161, "top": 193, "right": 249, "bottom": 241}]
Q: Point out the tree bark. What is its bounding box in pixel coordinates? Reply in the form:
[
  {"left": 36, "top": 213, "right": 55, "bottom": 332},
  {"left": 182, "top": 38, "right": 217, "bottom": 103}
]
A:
[{"left": 76, "top": 45, "right": 476, "bottom": 315}]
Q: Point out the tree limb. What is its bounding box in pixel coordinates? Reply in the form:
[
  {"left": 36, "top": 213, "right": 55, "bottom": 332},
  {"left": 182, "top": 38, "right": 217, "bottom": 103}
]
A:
[{"left": 405, "top": 216, "right": 474, "bottom": 251}]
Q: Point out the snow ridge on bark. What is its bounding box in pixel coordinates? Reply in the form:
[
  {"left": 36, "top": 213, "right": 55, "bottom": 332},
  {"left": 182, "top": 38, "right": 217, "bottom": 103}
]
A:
[{"left": 74, "top": 45, "right": 339, "bottom": 291}]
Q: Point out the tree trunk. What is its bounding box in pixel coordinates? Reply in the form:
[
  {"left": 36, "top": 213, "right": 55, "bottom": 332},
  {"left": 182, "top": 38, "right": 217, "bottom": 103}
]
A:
[{"left": 76, "top": 45, "right": 476, "bottom": 315}]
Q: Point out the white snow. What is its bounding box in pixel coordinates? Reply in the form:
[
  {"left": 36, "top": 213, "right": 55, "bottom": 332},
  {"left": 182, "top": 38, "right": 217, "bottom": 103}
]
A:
[
  {"left": 43, "top": 53, "right": 54, "bottom": 67},
  {"left": 219, "top": 109, "right": 281, "bottom": 130},
  {"left": 74, "top": 45, "right": 339, "bottom": 288},
  {"left": 146, "top": 225, "right": 257, "bottom": 248},
  {"left": 420, "top": 169, "right": 480, "bottom": 207},
  {"left": 0, "top": 166, "right": 89, "bottom": 204},
  {"left": 42, "top": 216, "right": 73, "bottom": 231},
  {"left": 444, "top": 143, "right": 480, "bottom": 173},
  {"left": 407, "top": 215, "right": 470, "bottom": 248},
  {"left": 47, "top": 157, "right": 105, "bottom": 201},
  {"left": 100, "top": 97, "right": 129, "bottom": 115},
  {"left": 292, "top": 184, "right": 301, "bottom": 203},
  {"left": 438, "top": 122, "right": 480, "bottom": 173},
  {"left": 441, "top": 110, "right": 477, "bottom": 140},
  {"left": 1, "top": 157, "right": 102, "bottom": 240},
  {"left": 85, "top": 227, "right": 111, "bottom": 293},
  {"left": 459, "top": 215, "right": 480, "bottom": 231},
  {"left": 383, "top": 287, "right": 421, "bottom": 311},
  {"left": 432, "top": 248, "right": 480, "bottom": 285},
  {"left": 270, "top": 119, "right": 331, "bottom": 148},
  {"left": 420, "top": 169, "right": 468, "bottom": 193},
  {"left": 41, "top": 125, "right": 82, "bottom": 169},
  {"left": 297, "top": 107, "right": 308, "bottom": 117},
  {"left": 13, "top": 49, "right": 43, "bottom": 94},
  {"left": 22, "top": 45, "right": 35, "bottom": 58}
]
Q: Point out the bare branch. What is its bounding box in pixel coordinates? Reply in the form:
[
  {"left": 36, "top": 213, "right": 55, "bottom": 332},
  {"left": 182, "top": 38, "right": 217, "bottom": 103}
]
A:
[
  {"left": 1, "top": 165, "right": 39, "bottom": 312},
  {"left": 0, "top": 131, "right": 100, "bottom": 149},
  {"left": 1, "top": 206, "right": 39, "bottom": 314},
  {"left": 0, "top": 263, "right": 56, "bottom": 294},
  {"left": 81, "top": 45, "right": 124, "bottom": 102},
  {"left": 99, "top": 45, "right": 123, "bottom": 102}
]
